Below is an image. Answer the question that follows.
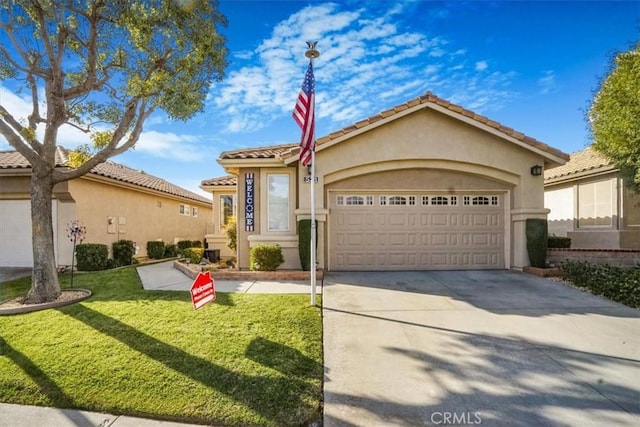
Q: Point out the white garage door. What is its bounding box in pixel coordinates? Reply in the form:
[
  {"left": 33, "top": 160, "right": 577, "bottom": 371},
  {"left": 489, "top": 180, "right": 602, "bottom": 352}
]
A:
[
  {"left": 329, "top": 192, "right": 505, "bottom": 271},
  {"left": 0, "top": 200, "right": 34, "bottom": 267}
]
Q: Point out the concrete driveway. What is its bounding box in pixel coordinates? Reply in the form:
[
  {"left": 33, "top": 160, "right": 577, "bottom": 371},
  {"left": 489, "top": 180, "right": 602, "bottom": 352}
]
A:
[{"left": 322, "top": 270, "right": 640, "bottom": 426}]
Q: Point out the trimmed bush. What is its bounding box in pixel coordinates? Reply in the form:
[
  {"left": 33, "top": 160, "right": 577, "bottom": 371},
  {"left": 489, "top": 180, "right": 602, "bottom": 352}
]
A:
[
  {"left": 76, "top": 243, "right": 108, "bottom": 271},
  {"left": 176, "top": 240, "right": 193, "bottom": 255},
  {"left": 548, "top": 235, "right": 571, "bottom": 248},
  {"left": 526, "top": 218, "right": 548, "bottom": 268},
  {"left": 182, "top": 247, "right": 204, "bottom": 264},
  {"left": 147, "top": 241, "right": 165, "bottom": 259},
  {"left": 298, "top": 219, "right": 318, "bottom": 271},
  {"left": 112, "top": 240, "right": 135, "bottom": 267},
  {"left": 249, "top": 244, "right": 284, "bottom": 271},
  {"left": 561, "top": 260, "right": 640, "bottom": 308},
  {"left": 164, "top": 243, "right": 178, "bottom": 258},
  {"left": 226, "top": 216, "right": 237, "bottom": 254}
]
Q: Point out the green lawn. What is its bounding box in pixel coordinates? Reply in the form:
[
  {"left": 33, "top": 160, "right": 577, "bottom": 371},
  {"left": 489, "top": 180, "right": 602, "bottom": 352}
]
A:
[{"left": 0, "top": 267, "right": 323, "bottom": 426}]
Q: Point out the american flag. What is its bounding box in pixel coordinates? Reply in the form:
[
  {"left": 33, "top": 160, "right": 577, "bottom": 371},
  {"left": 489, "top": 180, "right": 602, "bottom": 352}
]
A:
[{"left": 292, "top": 61, "right": 315, "bottom": 166}]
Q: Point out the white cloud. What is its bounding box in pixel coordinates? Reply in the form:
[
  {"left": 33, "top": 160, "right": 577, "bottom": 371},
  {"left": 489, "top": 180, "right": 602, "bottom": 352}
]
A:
[
  {"left": 208, "top": 2, "right": 519, "bottom": 137},
  {"left": 475, "top": 60, "right": 489, "bottom": 72},
  {"left": 538, "top": 70, "right": 557, "bottom": 94},
  {"left": 134, "top": 131, "right": 207, "bottom": 162}
]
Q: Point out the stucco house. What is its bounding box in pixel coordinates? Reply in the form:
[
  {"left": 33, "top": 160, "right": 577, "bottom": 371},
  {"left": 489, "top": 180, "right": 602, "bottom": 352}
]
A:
[
  {"left": 202, "top": 92, "right": 569, "bottom": 271},
  {"left": 544, "top": 146, "right": 640, "bottom": 249},
  {"left": 0, "top": 148, "right": 213, "bottom": 267}
]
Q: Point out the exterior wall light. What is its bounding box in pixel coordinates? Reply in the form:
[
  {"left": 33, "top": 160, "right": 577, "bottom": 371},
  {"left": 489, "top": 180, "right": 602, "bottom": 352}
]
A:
[{"left": 530, "top": 165, "right": 543, "bottom": 176}]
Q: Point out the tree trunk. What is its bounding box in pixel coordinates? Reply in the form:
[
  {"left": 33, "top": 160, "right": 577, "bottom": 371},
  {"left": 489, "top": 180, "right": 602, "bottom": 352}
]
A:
[{"left": 24, "top": 169, "right": 61, "bottom": 304}]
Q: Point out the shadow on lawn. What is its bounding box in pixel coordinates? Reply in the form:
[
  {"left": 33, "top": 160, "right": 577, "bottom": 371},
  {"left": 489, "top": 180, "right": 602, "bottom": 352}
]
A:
[
  {"left": 0, "top": 338, "right": 102, "bottom": 426},
  {"left": 58, "top": 304, "right": 320, "bottom": 425}
]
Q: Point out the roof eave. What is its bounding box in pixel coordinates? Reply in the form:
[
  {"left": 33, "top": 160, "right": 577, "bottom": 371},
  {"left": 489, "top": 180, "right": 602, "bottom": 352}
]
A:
[{"left": 544, "top": 165, "right": 618, "bottom": 186}]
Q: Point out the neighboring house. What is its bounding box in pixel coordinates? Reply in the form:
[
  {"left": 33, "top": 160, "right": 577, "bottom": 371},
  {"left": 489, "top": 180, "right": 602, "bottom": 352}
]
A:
[
  {"left": 201, "top": 92, "right": 569, "bottom": 271},
  {"left": 544, "top": 147, "right": 640, "bottom": 249},
  {"left": 0, "top": 148, "right": 213, "bottom": 267}
]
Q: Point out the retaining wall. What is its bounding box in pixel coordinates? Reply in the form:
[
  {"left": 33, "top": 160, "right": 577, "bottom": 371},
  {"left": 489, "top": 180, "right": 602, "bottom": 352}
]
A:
[{"left": 548, "top": 249, "right": 640, "bottom": 268}]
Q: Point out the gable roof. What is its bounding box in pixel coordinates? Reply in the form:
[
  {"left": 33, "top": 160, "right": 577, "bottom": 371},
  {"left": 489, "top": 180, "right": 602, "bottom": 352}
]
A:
[
  {"left": 544, "top": 146, "right": 614, "bottom": 182},
  {"left": 0, "top": 148, "right": 211, "bottom": 204},
  {"left": 217, "top": 91, "right": 569, "bottom": 167}
]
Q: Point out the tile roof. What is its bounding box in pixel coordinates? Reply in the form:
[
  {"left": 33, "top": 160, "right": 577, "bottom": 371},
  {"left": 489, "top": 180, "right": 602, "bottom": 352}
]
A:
[
  {"left": 219, "top": 143, "right": 297, "bottom": 160},
  {"left": 544, "top": 147, "right": 613, "bottom": 181},
  {"left": 0, "top": 148, "right": 211, "bottom": 204},
  {"left": 201, "top": 175, "right": 237, "bottom": 186}
]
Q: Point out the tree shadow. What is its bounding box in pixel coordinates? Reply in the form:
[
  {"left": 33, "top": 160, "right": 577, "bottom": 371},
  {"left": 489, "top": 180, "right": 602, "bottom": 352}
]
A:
[
  {"left": 245, "top": 337, "right": 322, "bottom": 379},
  {"left": 324, "top": 270, "right": 640, "bottom": 318},
  {"left": 323, "top": 307, "right": 640, "bottom": 426},
  {"left": 57, "top": 304, "right": 319, "bottom": 425}
]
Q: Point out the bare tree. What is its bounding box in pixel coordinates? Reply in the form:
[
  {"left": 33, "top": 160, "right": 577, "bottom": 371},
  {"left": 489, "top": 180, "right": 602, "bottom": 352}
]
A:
[{"left": 0, "top": 0, "right": 228, "bottom": 303}]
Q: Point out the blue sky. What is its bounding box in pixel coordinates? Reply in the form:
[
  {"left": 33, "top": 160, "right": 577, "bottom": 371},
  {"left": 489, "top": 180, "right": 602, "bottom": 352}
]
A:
[{"left": 1, "top": 1, "right": 639, "bottom": 198}]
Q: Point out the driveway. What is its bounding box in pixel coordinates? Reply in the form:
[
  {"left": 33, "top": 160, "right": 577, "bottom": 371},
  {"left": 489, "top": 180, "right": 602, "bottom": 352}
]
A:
[{"left": 322, "top": 270, "right": 640, "bottom": 426}]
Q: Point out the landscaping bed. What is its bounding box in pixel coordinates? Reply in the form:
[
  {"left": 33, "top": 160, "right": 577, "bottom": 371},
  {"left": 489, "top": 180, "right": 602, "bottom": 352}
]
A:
[
  {"left": 0, "top": 267, "right": 323, "bottom": 426},
  {"left": 174, "top": 260, "right": 324, "bottom": 281}
]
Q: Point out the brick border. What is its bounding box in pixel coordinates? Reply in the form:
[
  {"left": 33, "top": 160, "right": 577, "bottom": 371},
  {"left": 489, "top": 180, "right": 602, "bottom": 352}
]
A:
[{"left": 174, "top": 261, "right": 323, "bottom": 281}]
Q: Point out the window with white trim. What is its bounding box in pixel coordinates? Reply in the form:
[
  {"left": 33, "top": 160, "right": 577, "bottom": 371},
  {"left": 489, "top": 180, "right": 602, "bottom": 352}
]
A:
[
  {"left": 346, "top": 196, "right": 365, "bottom": 205},
  {"left": 192, "top": 207, "right": 198, "bottom": 217},
  {"left": 472, "top": 196, "right": 490, "bottom": 205},
  {"left": 219, "top": 194, "right": 236, "bottom": 231},
  {"left": 267, "top": 174, "right": 289, "bottom": 231},
  {"left": 389, "top": 196, "right": 407, "bottom": 205},
  {"left": 431, "top": 196, "right": 449, "bottom": 205},
  {"left": 179, "top": 204, "right": 190, "bottom": 215}
]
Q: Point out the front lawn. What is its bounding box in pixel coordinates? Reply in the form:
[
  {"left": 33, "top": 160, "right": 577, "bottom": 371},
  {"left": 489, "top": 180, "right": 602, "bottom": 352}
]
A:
[{"left": 0, "top": 267, "right": 323, "bottom": 426}]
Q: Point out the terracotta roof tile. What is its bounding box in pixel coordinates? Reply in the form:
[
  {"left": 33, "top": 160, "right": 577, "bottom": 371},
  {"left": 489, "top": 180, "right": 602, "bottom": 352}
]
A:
[
  {"left": 201, "top": 175, "right": 237, "bottom": 186},
  {"left": 544, "top": 147, "right": 613, "bottom": 180},
  {"left": 0, "top": 149, "right": 210, "bottom": 204},
  {"left": 219, "top": 143, "right": 297, "bottom": 160}
]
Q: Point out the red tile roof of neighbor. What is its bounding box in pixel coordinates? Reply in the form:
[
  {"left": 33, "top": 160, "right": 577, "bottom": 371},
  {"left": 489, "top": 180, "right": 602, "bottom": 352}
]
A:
[
  {"left": 0, "top": 148, "right": 211, "bottom": 204},
  {"left": 544, "top": 147, "right": 613, "bottom": 181},
  {"left": 216, "top": 91, "right": 570, "bottom": 164}
]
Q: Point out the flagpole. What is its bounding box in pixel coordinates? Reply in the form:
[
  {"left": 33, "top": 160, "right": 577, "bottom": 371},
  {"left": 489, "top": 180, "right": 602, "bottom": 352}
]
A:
[{"left": 305, "top": 43, "right": 319, "bottom": 307}]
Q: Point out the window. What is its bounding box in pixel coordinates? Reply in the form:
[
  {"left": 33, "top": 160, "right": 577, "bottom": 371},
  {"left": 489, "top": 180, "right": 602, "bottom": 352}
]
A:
[
  {"left": 431, "top": 196, "right": 449, "bottom": 205},
  {"left": 422, "top": 195, "right": 429, "bottom": 206},
  {"left": 267, "top": 174, "right": 289, "bottom": 231},
  {"left": 346, "top": 196, "right": 365, "bottom": 205},
  {"left": 179, "top": 204, "right": 190, "bottom": 215},
  {"left": 472, "top": 196, "right": 490, "bottom": 205},
  {"left": 336, "top": 195, "right": 344, "bottom": 206},
  {"left": 578, "top": 180, "right": 613, "bottom": 227},
  {"left": 192, "top": 207, "right": 198, "bottom": 217},
  {"left": 219, "top": 195, "right": 236, "bottom": 231}
]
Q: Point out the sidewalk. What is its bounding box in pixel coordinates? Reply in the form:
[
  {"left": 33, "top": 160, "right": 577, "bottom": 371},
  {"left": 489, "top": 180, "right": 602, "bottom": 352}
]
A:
[{"left": 0, "top": 402, "right": 204, "bottom": 427}]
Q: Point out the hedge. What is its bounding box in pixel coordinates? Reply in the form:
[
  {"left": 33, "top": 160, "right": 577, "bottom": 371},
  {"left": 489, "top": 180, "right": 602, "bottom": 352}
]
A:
[
  {"left": 548, "top": 236, "right": 571, "bottom": 248},
  {"left": 112, "top": 240, "right": 135, "bottom": 267},
  {"left": 182, "top": 247, "right": 204, "bottom": 264},
  {"left": 526, "top": 218, "right": 548, "bottom": 268},
  {"left": 298, "top": 219, "right": 317, "bottom": 271},
  {"left": 250, "top": 244, "right": 284, "bottom": 271},
  {"left": 76, "top": 243, "right": 108, "bottom": 271},
  {"left": 147, "top": 241, "right": 165, "bottom": 259},
  {"left": 561, "top": 260, "right": 640, "bottom": 308}
]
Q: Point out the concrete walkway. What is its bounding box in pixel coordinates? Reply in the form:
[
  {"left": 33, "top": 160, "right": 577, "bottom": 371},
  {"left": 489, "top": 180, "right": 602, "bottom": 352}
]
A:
[
  {"left": 322, "top": 270, "right": 640, "bottom": 426},
  {"left": 137, "top": 261, "right": 322, "bottom": 294}
]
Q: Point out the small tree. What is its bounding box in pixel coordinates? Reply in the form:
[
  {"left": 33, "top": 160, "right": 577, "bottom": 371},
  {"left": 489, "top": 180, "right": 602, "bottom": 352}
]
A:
[
  {"left": 0, "top": 1, "right": 228, "bottom": 303},
  {"left": 225, "top": 215, "right": 237, "bottom": 254},
  {"left": 589, "top": 43, "right": 640, "bottom": 192}
]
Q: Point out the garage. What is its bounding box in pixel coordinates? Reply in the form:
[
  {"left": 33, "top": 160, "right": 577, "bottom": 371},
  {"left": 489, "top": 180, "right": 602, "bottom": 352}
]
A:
[
  {"left": 0, "top": 200, "right": 34, "bottom": 267},
  {"left": 329, "top": 191, "right": 505, "bottom": 271}
]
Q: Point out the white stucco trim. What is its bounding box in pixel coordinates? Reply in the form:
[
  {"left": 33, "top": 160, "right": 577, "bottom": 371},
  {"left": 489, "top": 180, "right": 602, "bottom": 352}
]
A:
[{"left": 324, "top": 159, "right": 520, "bottom": 186}]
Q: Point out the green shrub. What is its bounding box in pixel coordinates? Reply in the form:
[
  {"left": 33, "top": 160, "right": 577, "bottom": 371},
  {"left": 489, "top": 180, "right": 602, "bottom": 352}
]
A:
[
  {"left": 76, "top": 243, "right": 109, "bottom": 271},
  {"left": 561, "top": 260, "right": 640, "bottom": 308},
  {"left": 176, "top": 240, "right": 193, "bottom": 255},
  {"left": 249, "top": 244, "right": 284, "bottom": 271},
  {"left": 548, "top": 235, "right": 571, "bottom": 248},
  {"left": 112, "top": 240, "right": 135, "bottom": 267},
  {"left": 182, "top": 247, "right": 204, "bottom": 264},
  {"left": 226, "top": 216, "right": 237, "bottom": 254},
  {"left": 298, "top": 219, "right": 317, "bottom": 271},
  {"left": 163, "top": 243, "right": 178, "bottom": 258},
  {"left": 192, "top": 240, "right": 203, "bottom": 248},
  {"left": 147, "top": 241, "right": 165, "bottom": 259},
  {"left": 526, "top": 218, "right": 548, "bottom": 268}
]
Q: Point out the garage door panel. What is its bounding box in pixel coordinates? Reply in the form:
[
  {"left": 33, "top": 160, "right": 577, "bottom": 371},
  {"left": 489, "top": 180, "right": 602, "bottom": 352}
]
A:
[{"left": 330, "top": 192, "right": 505, "bottom": 271}]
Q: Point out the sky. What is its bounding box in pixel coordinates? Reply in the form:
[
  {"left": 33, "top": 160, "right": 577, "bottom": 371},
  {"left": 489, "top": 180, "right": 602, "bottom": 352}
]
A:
[{"left": 1, "top": 1, "right": 639, "bottom": 199}]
